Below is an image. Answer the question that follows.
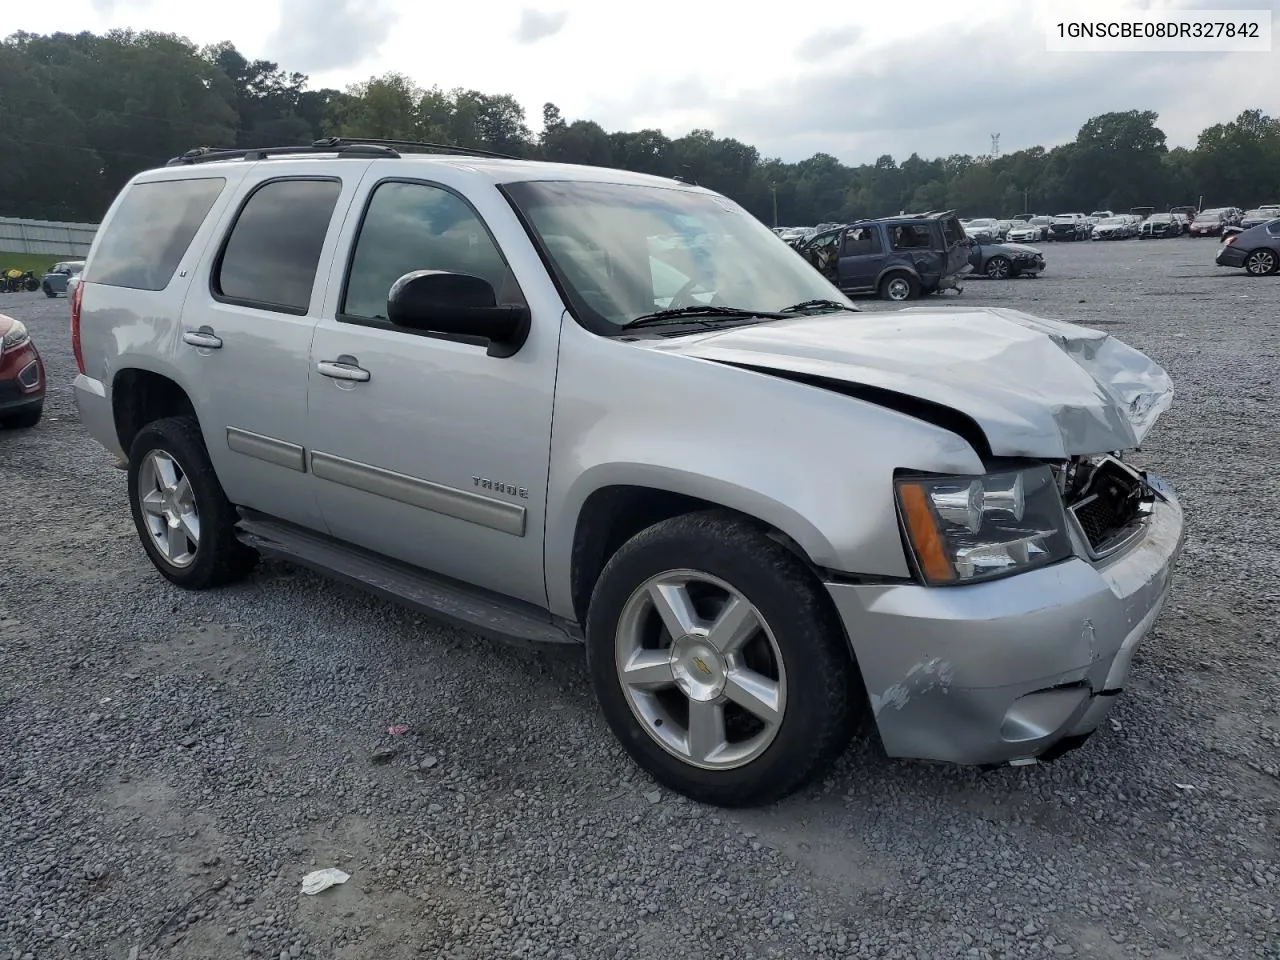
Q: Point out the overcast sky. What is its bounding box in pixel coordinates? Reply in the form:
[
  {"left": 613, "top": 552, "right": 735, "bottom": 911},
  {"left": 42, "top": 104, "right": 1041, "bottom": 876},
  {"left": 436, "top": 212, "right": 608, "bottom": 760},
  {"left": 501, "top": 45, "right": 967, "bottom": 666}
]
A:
[{"left": 25, "top": 0, "right": 1280, "bottom": 165}]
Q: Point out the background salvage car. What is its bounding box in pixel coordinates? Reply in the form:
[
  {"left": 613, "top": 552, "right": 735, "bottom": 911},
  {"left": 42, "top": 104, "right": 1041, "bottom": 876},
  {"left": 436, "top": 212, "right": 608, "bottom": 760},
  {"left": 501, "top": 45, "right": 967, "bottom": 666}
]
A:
[
  {"left": 796, "top": 212, "right": 971, "bottom": 300},
  {"left": 965, "top": 237, "right": 1046, "bottom": 278},
  {"left": 1216, "top": 218, "right": 1280, "bottom": 275},
  {"left": 1139, "top": 213, "right": 1185, "bottom": 238}
]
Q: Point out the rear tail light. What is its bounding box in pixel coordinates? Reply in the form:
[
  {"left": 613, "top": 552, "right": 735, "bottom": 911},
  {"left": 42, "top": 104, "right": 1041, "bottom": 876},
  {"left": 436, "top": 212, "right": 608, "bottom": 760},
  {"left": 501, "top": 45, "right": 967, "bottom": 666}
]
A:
[{"left": 70, "top": 280, "right": 85, "bottom": 374}]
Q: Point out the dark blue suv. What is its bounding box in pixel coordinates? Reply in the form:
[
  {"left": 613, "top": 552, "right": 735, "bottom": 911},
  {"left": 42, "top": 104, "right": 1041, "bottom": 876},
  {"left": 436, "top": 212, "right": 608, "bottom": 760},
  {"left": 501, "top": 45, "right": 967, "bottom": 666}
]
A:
[{"left": 795, "top": 211, "right": 972, "bottom": 301}]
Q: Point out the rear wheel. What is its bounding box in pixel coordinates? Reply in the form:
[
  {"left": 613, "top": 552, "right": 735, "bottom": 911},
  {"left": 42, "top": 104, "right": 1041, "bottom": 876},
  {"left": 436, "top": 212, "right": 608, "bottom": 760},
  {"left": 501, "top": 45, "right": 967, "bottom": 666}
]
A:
[
  {"left": 127, "top": 415, "right": 257, "bottom": 589},
  {"left": 879, "top": 271, "right": 919, "bottom": 302},
  {"left": 586, "top": 511, "right": 860, "bottom": 807},
  {"left": 1244, "top": 249, "right": 1279, "bottom": 276},
  {"left": 984, "top": 256, "right": 1012, "bottom": 279}
]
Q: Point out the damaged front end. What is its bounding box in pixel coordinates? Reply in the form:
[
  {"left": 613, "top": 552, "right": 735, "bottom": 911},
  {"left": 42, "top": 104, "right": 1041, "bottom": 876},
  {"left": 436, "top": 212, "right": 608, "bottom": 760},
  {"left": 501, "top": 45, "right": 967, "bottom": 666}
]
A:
[{"left": 824, "top": 451, "right": 1184, "bottom": 768}]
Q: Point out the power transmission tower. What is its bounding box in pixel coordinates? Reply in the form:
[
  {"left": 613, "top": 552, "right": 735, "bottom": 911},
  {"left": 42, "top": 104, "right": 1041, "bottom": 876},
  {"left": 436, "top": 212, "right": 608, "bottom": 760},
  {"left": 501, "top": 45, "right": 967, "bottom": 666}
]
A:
[{"left": 990, "top": 133, "right": 1001, "bottom": 159}]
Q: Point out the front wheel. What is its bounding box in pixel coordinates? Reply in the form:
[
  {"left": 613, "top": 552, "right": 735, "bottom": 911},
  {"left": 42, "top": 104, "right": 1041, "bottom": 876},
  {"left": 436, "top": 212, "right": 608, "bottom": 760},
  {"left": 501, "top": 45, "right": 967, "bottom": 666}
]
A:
[
  {"left": 1244, "top": 249, "right": 1279, "bottom": 276},
  {"left": 586, "top": 512, "right": 860, "bottom": 807},
  {"left": 127, "top": 415, "right": 258, "bottom": 589},
  {"left": 879, "top": 271, "right": 919, "bottom": 302}
]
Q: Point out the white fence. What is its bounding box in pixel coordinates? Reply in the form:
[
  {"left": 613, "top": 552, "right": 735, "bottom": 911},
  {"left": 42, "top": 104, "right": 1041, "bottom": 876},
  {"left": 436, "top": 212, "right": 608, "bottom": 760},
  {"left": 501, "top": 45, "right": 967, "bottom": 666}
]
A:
[{"left": 0, "top": 217, "right": 99, "bottom": 258}]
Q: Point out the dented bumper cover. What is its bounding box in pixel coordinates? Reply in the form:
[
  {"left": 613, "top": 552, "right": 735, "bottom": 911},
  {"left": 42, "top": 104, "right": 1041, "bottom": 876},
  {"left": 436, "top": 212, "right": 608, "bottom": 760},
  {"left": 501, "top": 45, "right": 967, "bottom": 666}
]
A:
[{"left": 824, "top": 479, "right": 1184, "bottom": 765}]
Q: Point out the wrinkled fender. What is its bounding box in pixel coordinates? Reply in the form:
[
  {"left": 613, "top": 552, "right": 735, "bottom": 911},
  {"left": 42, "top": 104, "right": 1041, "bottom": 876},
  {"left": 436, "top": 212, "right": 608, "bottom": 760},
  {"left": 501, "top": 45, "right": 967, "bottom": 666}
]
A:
[
  {"left": 542, "top": 324, "right": 985, "bottom": 620},
  {"left": 875, "top": 260, "right": 922, "bottom": 284}
]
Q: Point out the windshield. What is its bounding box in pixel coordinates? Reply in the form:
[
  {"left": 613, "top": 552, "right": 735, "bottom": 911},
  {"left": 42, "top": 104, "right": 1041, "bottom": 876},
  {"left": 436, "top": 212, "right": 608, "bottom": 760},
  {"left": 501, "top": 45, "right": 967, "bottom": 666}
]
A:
[
  {"left": 967, "top": 219, "right": 995, "bottom": 228},
  {"left": 1194, "top": 210, "right": 1223, "bottom": 222},
  {"left": 1031, "top": 217, "right": 1050, "bottom": 225},
  {"left": 502, "top": 179, "right": 855, "bottom": 332},
  {"left": 1148, "top": 214, "right": 1171, "bottom": 222},
  {"left": 1097, "top": 217, "right": 1125, "bottom": 225}
]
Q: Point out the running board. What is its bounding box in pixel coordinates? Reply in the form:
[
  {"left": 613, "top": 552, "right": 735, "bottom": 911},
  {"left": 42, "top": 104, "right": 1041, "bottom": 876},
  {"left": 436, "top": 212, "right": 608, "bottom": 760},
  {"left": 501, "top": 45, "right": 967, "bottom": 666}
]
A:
[{"left": 235, "top": 509, "right": 581, "bottom": 646}]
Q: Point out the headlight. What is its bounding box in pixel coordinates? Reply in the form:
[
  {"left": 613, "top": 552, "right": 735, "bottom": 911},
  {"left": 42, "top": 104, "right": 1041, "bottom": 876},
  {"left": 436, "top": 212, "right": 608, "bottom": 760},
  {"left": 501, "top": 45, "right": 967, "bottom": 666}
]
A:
[
  {"left": 895, "top": 465, "right": 1073, "bottom": 585},
  {"left": 1, "top": 320, "right": 29, "bottom": 351}
]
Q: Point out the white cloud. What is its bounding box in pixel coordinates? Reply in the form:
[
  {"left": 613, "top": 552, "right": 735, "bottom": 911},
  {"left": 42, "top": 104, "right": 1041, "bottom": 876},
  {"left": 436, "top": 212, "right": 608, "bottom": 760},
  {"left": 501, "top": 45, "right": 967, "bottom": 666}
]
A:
[{"left": 513, "top": 8, "right": 569, "bottom": 44}]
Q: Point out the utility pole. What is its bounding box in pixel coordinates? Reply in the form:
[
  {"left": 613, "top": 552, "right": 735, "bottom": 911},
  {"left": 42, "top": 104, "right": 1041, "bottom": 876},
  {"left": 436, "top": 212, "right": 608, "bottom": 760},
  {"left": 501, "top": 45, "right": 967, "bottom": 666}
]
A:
[
  {"left": 771, "top": 182, "right": 778, "bottom": 228},
  {"left": 1024, "top": 187, "right": 1029, "bottom": 214}
]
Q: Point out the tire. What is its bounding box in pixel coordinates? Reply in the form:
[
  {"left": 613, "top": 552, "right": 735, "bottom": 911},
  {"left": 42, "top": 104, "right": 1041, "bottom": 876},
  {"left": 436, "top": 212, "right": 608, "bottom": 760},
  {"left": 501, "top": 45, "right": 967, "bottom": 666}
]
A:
[
  {"left": 1, "top": 402, "right": 42, "bottom": 429},
  {"left": 126, "top": 415, "right": 257, "bottom": 589},
  {"left": 43, "top": 284, "right": 56, "bottom": 298},
  {"left": 878, "top": 271, "right": 919, "bottom": 302},
  {"left": 1243, "top": 249, "right": 1279, "bottom": 276},
  {"left": 585, "top": 511, "right": 861, "bottom": 807},
  {"left": 984, "top": 256, "right": 1012, "bottom": 279}
]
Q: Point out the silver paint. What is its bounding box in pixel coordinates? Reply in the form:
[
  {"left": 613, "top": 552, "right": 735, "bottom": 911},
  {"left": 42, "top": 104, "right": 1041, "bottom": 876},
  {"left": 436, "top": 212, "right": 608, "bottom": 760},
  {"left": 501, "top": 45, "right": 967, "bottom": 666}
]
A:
[{"left": 310, "top": 450, "right": 526, "bottom": 537}]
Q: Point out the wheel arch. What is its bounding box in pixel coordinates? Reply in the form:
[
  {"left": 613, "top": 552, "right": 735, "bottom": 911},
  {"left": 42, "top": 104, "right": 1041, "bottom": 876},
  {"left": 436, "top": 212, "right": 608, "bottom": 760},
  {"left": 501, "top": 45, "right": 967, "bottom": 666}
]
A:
[
  {"left": 562, "top": 473, "right": 838, "bottom": 627},
  {"left": 112, "top": 366, "right": 197, "bottom": 454}
]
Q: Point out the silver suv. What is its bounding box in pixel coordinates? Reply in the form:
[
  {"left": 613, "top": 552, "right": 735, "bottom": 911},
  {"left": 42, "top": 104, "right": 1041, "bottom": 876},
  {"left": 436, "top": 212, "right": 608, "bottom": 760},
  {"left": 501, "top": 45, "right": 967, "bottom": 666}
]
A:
[{"left": 72, "top": 140, "right": 1185, "bottom": 806}]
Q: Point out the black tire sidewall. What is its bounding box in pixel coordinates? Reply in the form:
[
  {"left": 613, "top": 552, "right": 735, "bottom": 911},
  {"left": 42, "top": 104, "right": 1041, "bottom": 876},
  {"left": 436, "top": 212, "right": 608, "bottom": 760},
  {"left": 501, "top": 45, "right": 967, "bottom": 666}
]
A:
[
  {"left": 1, "top": 403, "right": 42, "bottom": 429},
  {"left": 126, "top": 415, "right": 255, "bottom": 589},
  {"left": 585, "top": 513, "right": 857, "bottom": 806}
]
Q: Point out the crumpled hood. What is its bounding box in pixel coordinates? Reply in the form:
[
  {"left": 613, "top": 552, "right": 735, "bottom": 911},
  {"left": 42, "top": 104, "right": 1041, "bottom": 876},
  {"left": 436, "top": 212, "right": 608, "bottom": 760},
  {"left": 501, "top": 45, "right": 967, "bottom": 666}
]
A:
[
  {"left": 651, "top": 307, "right": 1173, "bottom": 459},
  {"left": 991, "top": 243, "right": 1042, "bottom": 256}
]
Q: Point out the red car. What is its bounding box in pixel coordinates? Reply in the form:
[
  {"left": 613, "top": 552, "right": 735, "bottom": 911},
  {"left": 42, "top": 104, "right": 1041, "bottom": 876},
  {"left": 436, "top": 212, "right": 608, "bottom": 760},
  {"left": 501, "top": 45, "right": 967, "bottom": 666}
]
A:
[{"left": 0, "top": 313, "right": 45, "bottom": 428}]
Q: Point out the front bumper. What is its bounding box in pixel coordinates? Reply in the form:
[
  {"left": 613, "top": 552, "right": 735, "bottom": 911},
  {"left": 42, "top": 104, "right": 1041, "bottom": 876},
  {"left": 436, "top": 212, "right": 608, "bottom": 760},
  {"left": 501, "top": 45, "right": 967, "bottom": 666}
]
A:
[
  {"left": 825, "top": 478, "right": 1184, "bottom": 765},
  {"left": 1011, "top": 256, "right": 1045, "bottom": 274},
  {"left": 1216, "top": 245, "right": 1247, "bottom": 268},
  {"left": 0, "top": 343, "right": 45, "bottom": 412}
]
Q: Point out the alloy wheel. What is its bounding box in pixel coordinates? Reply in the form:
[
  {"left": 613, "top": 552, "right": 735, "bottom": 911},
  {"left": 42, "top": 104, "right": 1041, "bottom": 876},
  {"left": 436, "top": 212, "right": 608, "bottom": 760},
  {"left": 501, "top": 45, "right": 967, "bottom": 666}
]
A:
[
  {"left": 137, "top": 449, "right": 200, "bottom": 567},
  {"left": 614, "top": 569, "right": 786, "bottom": 770}
]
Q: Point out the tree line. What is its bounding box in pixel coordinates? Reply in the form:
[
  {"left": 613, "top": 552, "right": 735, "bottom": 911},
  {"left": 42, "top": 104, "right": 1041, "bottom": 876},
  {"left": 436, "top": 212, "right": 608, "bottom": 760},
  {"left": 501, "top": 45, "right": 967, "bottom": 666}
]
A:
[{"left": 3, "top": 29, "right": 1278, "bottom": 228}]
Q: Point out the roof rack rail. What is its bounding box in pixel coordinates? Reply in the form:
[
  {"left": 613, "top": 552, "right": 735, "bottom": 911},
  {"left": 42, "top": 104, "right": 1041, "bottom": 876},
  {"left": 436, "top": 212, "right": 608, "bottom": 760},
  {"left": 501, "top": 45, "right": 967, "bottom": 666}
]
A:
[
  {"left": 312, "top": 136, "right": 524, "bottom": 161},
  {"left": 165, "top": 141, "right": 400, "bottom": 166},
  {"left": 164, "top": 137, "right": 526, "bottom": 168}
]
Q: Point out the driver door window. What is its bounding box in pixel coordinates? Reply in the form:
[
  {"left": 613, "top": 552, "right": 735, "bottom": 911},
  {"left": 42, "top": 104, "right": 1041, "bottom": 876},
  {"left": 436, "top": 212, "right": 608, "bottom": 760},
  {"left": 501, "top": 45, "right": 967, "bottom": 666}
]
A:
[{"left": 341, "top": 180, "right": 524, "bottom": 331}]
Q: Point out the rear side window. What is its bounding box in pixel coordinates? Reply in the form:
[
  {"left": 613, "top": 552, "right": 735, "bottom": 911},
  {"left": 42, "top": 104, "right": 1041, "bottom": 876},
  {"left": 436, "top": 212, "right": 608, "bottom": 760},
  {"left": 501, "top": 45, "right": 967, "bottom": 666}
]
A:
[
  {"left": 214, "top": 178, "right": 342, "bottom": 314},
  {"left": 91, "top": 178, "right": 225, "bottom": 291},
  {"left": 841, "top": 226, "right": 882, "bottom": 256},
  {"left": 890, "top": 224, "right": 933, "bottom": 250}
]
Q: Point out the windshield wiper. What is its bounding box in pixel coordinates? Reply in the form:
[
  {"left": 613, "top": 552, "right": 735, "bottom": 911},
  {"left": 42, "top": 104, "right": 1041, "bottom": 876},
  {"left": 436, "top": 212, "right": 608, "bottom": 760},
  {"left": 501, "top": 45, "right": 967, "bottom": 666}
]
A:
[
  {"left": 778, "top": 298, "right": 854, "bottom": 315},
  {"left": 620, "top": 305, "right": 787, "bottom": 330}
]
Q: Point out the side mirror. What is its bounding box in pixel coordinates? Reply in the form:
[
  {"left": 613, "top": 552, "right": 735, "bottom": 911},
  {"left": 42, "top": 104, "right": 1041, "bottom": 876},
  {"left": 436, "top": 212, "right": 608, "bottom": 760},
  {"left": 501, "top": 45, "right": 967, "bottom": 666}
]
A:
[{"left": 387, "top": 270, "right": 531, "bottom": 359}]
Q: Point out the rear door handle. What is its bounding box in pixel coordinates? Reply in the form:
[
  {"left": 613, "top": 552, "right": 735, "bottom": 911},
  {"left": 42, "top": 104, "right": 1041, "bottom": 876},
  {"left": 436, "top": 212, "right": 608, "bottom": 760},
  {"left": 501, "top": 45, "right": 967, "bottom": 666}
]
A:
[
  {"left": 316, "top": 355, "right": 371, "bottom": 382},
  {"left": 182, "top": 327, "right": 222, "bottom": 349}
]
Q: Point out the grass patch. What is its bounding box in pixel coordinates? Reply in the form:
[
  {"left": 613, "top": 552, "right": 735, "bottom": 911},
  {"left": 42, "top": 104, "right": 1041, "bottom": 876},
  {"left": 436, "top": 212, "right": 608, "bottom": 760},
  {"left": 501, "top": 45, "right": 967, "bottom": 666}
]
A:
[{"left": 0, "top": 251, "right": 73, "bottom": 275}]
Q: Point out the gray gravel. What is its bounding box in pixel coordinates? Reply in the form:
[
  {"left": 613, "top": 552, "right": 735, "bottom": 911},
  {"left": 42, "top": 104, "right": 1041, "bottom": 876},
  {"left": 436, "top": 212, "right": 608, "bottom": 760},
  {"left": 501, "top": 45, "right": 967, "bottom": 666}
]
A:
[{"left": 2, "top": 237, "right": 1278, "bottom": 960}]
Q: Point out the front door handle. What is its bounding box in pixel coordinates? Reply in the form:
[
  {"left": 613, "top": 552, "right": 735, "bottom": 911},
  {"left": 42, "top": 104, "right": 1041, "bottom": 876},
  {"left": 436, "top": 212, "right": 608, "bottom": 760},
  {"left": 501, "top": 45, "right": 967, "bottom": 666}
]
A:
[
  {"left": 182, "top": 326, "right": 222, "bottom": 349},
  {"left": 316, "top": 355, "right": 371, "bottom": 382}
]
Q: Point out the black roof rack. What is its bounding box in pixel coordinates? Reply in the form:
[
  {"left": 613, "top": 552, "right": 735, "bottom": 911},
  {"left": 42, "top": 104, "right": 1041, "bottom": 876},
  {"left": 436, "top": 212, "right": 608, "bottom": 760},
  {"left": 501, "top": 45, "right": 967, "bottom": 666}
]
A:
[
  {"left": 165, "top": 137, "right": 525, "bottom": 167},
  {"left": 318, "top": 137, "right": 523, "bottom": 161}
]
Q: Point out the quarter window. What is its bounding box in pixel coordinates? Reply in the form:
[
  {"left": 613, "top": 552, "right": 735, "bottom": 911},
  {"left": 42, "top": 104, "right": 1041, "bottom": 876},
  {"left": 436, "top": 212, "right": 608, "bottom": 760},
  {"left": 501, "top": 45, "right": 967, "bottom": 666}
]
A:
[
  {"left": 91, "top": 178, "right": 225, "bottom": 291},
  {"left": 342, "top": 180, "right": 522, "bottom": 323},
  {"left": 214, "top": 178, "right": 341, "bottom": 314}
]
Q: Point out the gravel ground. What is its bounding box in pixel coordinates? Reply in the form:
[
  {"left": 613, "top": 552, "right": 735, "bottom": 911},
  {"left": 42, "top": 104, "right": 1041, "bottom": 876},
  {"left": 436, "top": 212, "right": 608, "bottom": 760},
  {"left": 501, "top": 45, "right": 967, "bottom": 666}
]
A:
[{"left": 1, "top": 237, "right": 1277, "bottom": 960}]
